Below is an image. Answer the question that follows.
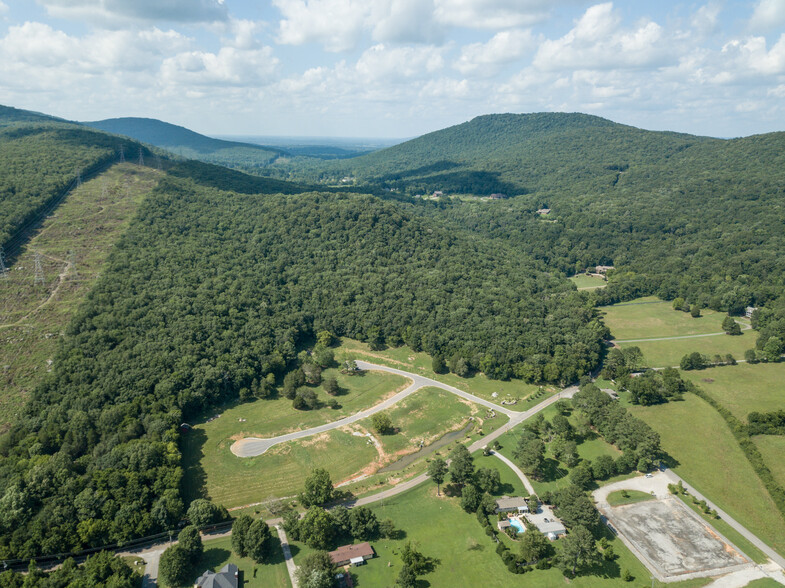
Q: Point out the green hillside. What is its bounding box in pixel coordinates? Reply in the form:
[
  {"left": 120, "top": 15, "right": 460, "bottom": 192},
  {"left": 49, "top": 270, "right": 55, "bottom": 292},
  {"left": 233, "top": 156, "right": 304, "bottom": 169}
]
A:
[
  {"left": 0, "top": 120, "right": 140, "bottom": 252},
  {"left": 84, "top": 117, "right": 282, "bottom": 168},
  {"left": 0, "top": 105, "right": 62, "bottom": 126}
]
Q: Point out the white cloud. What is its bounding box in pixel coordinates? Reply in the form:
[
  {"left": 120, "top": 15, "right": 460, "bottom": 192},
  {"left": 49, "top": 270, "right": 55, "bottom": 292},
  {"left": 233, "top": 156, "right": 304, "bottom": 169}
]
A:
[
  {"left": 454, "top": 29, "right": 534, "bottom": 76},
  {"left": 36, "top": 0, "right": 228, "bottom": 26},
  {"left": 691, "top": 3, "right": 721, "bottom": 37},
  {"left": 434, "top": 0, "right": 552, "bottom": 29},
  {"left": 749, "top": 0, "right": 785, "bottom": 33},
  {"left": 533, "top": 3, "right": 672, "bottom": 71},
  {"left": 160, "top": 45, "right": 279, "bottom": 87},
  {"left": 719, "top": 35, "right": 785, "bottom": 78},
  {"left": 0, "top": 1, "right": 8, "bottom": 16}
]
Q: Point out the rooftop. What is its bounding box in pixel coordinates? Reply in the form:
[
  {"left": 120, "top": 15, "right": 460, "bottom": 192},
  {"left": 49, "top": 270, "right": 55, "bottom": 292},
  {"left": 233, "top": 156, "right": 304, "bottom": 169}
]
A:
[
  {"left": 525, "top": 504, "right": 567, "bottom": 536},
  {"left": 195, "top": 563, "right": 238, "bottom": 588},
  {"left": 329, "top": 542, "right": 374, "bottom": 565},
  {"left": 495, "top": 496, "right": 530, "bottom": 510}
]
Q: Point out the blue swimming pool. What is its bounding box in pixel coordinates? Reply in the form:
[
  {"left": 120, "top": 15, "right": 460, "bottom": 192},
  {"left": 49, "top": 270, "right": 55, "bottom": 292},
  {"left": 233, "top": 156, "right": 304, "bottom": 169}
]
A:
[{"left": 509, "top": 518, "right": 525, "bottom": 533}]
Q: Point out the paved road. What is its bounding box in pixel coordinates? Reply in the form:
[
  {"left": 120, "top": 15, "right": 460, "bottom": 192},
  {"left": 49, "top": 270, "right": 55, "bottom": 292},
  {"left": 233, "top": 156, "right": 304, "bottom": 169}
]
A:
[
  {"left": 489, "top": 450, "right": 536, "bottom": 495},
  {"left": 275, "top": 525, "right": 298, "bottom": 588},
  {"left": 231, "top": 361, "right": 527, "bottom": 457}
]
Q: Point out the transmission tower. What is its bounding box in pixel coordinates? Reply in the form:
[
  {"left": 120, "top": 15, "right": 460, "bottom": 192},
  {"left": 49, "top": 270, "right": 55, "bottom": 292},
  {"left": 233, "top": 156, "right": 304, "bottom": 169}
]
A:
[
  {"left": 138, "top": 147, "right": 144, "bottom": 166},
  {"left": 76, "top": 170, "right": 82, "bottom": 188},
  {"left": 101, "top": 179, "right": 108, "bottom": 198},
  {"left": 0, "top": 247, "right": 8, "bottom": 280},
  {"left": 119, "top": 145, "right": 125, "bottom": 163},
  {"left": 156, "top": 156, "right": 162, "bottom": 171},
  {"left": 33, "top": 252, "right": 45, "bottom": 285},
  {"left": 67, "top": 250, "right": 79, "bottom": 281}
]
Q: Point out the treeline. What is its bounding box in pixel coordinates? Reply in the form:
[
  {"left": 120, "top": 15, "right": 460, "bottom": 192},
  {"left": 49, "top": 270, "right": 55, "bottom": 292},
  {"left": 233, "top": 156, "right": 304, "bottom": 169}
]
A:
[
  {"left": 0, "top": 551, "right": 137, "bottom": 587},
  {"left": 0, "top": 175, "right": 605, "bottom": 557},
  {"left": 0, "top": 123, "right": 138, "bottom": 249}
]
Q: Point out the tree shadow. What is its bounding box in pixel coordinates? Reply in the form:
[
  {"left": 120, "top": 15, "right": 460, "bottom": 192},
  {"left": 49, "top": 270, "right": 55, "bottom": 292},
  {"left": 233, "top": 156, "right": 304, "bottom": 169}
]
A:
[
  {"left": 197, "top": 547, "right": 232, "bottom": 573},
  {"left": 493, "top": 482, "right": 516, "bottom": 497},
  {"left": 539, "top": 458, "right": 568, "bottom": 483},
  {"left": 180, "top": 428, "right": 209, "bottom": 504}
]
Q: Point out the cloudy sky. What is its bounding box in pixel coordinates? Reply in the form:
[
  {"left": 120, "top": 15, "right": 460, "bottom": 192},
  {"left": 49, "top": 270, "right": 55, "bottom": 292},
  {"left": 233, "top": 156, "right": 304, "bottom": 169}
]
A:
[{"left": 0, "top": 0, "right": 784, "bottom": 138}]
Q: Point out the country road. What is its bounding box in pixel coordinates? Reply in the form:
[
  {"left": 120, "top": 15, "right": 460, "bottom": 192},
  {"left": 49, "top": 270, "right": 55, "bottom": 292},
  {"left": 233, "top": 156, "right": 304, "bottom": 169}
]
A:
[{"left": 231, "top": 360, "right": 529, "bottom": 457}]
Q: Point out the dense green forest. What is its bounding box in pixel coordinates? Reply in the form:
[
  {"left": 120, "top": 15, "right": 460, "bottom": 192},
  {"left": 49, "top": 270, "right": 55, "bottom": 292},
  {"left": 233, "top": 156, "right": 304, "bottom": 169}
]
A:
[
  {"left": 0, "top": 170, "right": 604, "bottom": 557},
  {"left": 85, "top": 117, "right": 283, "bottom": 169},
  {"left": 0, "top": 121, "right": 139, "bottom": 251}
]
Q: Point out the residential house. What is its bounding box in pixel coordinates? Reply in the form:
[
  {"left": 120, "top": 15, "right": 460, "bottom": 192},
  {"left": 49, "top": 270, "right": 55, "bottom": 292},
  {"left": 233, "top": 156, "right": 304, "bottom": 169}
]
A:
[
  {"left": 494, "top": 496, "right": 530, "bottom": 514},
  {"left": 329, "top": 542, "right": 375, "bottom": 567},
  {"left": 195, "top": 563, "right": 238, "bottom": 588}
]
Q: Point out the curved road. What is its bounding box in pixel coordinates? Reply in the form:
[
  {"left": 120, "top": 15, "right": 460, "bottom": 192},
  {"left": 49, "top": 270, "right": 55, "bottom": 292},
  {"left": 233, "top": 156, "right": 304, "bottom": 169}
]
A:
[{"left": 231, "top": 361, "right": 531, "bottom": 457}]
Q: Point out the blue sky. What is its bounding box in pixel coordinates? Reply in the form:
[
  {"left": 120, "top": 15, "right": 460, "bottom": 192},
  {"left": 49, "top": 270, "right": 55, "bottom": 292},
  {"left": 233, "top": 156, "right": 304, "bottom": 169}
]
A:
[{"left": 0, "top": 0, "right": 783, "bottom": 138}]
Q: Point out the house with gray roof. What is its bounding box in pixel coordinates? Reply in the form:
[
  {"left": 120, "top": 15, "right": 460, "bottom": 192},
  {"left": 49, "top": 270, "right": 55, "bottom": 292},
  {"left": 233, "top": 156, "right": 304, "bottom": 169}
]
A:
[{"left": 195, "top": 563, "right": 238, "bottom": 588}]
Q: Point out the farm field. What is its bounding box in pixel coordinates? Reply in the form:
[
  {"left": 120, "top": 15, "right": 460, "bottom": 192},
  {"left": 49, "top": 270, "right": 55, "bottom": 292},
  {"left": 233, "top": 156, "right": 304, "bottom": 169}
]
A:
[
  {"left": 322, "top": 480, "right": 707, "bottom": 588},
  {"left": 336, "top": 338, "right": 555, "bottom": 410},
  {"left": 569, "top": 274, "right": 607, "bottom": 289},
  {"left": 0, "top": 163, "right": 160, "bottom": 428},
  {"left": 753, "top": 435, "right": 785, "bottom": 489},
  {"left": 168, "top": 534, "right": 291, "bottom": 588},
  {"left": 600, "top": 297, "right": 746, "bottom": 340},
  {"left": 682, "top": 363, "right": 785, "bottom": 422},
  {"left": 627, "top": 394, "right": 785, "bottom": 557}
]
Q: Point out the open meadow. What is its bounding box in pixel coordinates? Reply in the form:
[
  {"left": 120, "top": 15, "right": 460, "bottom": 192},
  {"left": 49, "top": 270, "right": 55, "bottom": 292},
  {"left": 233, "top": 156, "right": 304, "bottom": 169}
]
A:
[
  {"left": 626, "top": 394, "right": 785, "bottom": 556},
  {"left": 753, "top": 435, "right": 785, "bottom": 489},
  {"left": 569, "top": 274, "right": 607, "bottom": 289},
  {"left": 0, "top": 163, "right": 160, "bottom": 428},
  {"left": 682, "top": 363, "right": 785, "bottom": 422}
]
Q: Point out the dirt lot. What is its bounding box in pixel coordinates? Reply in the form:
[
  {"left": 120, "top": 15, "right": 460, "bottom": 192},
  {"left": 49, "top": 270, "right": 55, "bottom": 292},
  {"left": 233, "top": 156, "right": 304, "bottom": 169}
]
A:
[{"left": 608, "top": 497, "right": 749, "bottom": 579}]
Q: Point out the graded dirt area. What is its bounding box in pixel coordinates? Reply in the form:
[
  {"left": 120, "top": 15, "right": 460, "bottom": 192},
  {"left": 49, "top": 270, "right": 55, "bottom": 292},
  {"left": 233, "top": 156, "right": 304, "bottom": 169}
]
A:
[{"left": 608, "top": 497, "right": 749, "bottom": 580}]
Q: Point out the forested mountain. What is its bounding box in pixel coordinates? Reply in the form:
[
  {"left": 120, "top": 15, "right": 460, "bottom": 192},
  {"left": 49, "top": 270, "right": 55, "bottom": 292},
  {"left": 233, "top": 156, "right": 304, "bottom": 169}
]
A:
[
  {"left": 0, "top": 169, "right": 603, "bottom": 557},
  {"left": 0, "top": 119, "right": 139, "bottom": 251},
  {"left": 84, "top": 117, "right": 283, "bottom": 169},
  {"left": 0, "top": 105, "right": 62, "bottom": 126}
]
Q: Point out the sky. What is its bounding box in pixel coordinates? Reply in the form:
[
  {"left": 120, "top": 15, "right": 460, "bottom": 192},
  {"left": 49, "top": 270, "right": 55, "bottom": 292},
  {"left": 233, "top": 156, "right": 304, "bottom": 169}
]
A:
[{"left": 0, "top": 1, "right": 784, "bottom": 138}]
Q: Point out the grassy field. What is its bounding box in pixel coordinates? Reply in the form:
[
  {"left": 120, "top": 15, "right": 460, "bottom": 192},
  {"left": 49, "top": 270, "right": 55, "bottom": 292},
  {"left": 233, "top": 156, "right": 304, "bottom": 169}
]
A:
[
  {"left": 673, "top": 493, "right": 770, "bottom": 564},
  {"left": 0, "top": 163, "right": 160, "bottom": 429},
  {"left": 336, "top": 338, "right": 553, "bottom": 410},
  {"left": 600, "top": 298, "right": 747, "bottom": 340},
  {"left": 617, "top": 331, "right": 755, "bottom": 369},
  {"left": 314, "top": 481, "right": 708, "bottom": 588},
  {"left": 753, "top": 435, "right": 785, "bottom": 489},
  {"left": 163, "top": 533, "right": 291, "bottom": 588},
  {"left": 185, "top": 425, "right": 380, "bottom": 508},
  {"left": 606, "top": 490, "right": 654, "bottom": 506},
  {"left": 359, "top": 386, "right": 482, "bottom": 459},
  {"left": 627, "top": 394, "right": 785, "bottom": 557},
  {"left": 682, "top": 363, "right": 785, "bottom": 422},
  {"left": 569, "top": 274, "right": 607, "bottom": 289}
]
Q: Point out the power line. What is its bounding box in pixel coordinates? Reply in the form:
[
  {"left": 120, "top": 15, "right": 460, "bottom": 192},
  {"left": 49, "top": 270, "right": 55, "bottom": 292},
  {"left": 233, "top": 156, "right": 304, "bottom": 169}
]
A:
[{"left": 33, "top": 252, "right": 45, "bottom": 286}]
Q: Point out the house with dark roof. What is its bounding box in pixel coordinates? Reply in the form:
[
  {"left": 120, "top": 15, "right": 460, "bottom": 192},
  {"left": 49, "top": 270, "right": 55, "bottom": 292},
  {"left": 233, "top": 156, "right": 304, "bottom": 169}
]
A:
[
  {"left": 329, "top": 542, "right": 375, "bottom": 566},
  {"left": 194, "top": 563, "right": 238, "bottom": 588}
]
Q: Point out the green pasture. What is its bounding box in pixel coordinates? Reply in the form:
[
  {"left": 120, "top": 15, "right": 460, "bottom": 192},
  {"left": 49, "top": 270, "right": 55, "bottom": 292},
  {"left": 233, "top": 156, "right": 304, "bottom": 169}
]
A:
[
  {"left": 337, "top": 338, "right": 554, "bottom": 410},
  {"left": 627, "top": 394, "right": 785, "bottom": 556},
  {"left": 569, "top": 274, "right": 607, "bottom": 289},
  {"left": 617, "top": 330, "right": 755, "bottom": 369},
  {"left": 753, "top": 435, "right": 785, "bottom": 490},
  {"left": 600, "top": 297, "right": 747, "bottom": 340},
  {"left": 682, "top": 363, "right": 785, "bottom": 422}
]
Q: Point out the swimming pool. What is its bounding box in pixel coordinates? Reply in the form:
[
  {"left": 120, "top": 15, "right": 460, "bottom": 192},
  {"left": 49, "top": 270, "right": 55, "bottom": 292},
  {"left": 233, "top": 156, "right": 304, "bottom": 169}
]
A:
[{"left": 509, "top": 518, "right": 525, "bottom": 533}]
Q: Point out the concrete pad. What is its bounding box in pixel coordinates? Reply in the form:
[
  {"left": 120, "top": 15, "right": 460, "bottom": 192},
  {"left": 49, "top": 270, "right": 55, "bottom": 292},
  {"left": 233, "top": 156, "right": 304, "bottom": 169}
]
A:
[{"left": 607, "top": 497, "right": 750, "bottom": 581}]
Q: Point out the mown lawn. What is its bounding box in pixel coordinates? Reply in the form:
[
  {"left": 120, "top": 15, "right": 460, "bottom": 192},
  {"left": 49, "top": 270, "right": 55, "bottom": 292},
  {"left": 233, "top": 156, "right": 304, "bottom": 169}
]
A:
[
  {"left": 627, "top": 394, "right": 785, "bottom": 557},
  {"left": 184, "top": 426, "right": 379, "bottom": 508},
  {"left": 682, "top": 363, "right": 785, "bottom": 422},
  {"left": 569, "top": 274, "right": 607, "bottom": 289},
  {"left": 164, "top": 533, "right": 291, "bottom": 588},
  {"left": 600, "top": 297, "right": 746, "bottom": 340},
  {"left": 336, "top": 338, "right": 553, "bottom": 410},
  {"left": 606, "top": 490, "right": 654, "bottom": 506}
]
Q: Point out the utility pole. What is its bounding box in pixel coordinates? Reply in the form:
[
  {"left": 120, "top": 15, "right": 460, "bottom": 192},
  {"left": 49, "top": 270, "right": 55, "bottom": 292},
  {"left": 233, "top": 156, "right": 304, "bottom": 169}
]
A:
[
  {"left": 33, "top": 252, "right": 45, "bottom": 285},
  {"left": 0, "top": 247, "right": 8, "bottom": 279}
]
